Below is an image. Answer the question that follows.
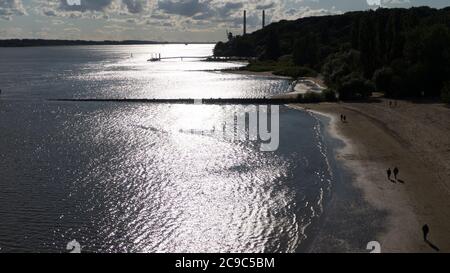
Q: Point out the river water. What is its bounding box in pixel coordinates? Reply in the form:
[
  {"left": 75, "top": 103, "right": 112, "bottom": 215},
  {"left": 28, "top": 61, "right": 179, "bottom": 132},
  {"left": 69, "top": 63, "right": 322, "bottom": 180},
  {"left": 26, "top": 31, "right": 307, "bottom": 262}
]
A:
[{"left": 0, "top": 44, "right": 335, "bottom": 253}]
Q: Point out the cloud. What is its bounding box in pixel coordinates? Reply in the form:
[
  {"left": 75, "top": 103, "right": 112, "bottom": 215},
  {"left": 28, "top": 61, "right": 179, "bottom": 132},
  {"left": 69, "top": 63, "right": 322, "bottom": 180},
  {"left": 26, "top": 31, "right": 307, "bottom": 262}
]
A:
[
  {"left": 158, "top": 0, "right": 210, "bottom": 17},
  {"left": 256, "top": 2, "right": 275, "bottom": 10},
  {"left": 58, "top": 0, "right": 114, "bottom": 12},
  {"left": 38, "top": 0, "right": 154, "bottom": 18},
  {"left": 0, "top": 0, "right": 26, "bottom": 20},
  {"left": 3, "top": 0, "right": 449, "bottom": 41}
]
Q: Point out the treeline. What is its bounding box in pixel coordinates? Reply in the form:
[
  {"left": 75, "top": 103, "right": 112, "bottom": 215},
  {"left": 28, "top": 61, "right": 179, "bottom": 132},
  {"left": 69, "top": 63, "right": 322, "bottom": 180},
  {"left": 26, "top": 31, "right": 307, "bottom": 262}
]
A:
[
  {"left": 214, "top": 6, "right": 450, "bottom": 101},
  {"left": 0, "top": 39, "right": 169, "bottom": 47}
]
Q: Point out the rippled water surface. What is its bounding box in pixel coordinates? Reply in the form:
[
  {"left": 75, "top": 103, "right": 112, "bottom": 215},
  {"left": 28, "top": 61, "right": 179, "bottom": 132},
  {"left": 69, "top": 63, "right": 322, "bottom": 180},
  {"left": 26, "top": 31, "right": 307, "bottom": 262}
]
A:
[
  {"left": 0, "top": 44, "right": 291, "bottom": 100},
  {"left": 0, "top": 44, "right": 333, "bottom": 252}
]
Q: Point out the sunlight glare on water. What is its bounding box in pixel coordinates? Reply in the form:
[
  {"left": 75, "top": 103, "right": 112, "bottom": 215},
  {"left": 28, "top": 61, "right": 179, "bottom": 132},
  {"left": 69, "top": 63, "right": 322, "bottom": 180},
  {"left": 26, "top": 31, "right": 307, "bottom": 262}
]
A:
[{"left": 0, "top": 44, "right": 332, "bottom": 253}]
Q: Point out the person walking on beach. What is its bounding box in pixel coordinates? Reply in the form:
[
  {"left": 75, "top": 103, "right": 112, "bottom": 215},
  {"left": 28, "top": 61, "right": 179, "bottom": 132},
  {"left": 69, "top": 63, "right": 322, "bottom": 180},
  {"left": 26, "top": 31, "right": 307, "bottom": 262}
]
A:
[
  {"left": 422, "top": 225, "right": 430, "bottom": 241},
  {"left": 393, "top": 167, "right": 399, "bottom": 180},
  {"left": 387, "top": 168, "right": 392, "bottom": 180},
  {"left": 422, "top": 224, "right": 440, "bottom": 251}
]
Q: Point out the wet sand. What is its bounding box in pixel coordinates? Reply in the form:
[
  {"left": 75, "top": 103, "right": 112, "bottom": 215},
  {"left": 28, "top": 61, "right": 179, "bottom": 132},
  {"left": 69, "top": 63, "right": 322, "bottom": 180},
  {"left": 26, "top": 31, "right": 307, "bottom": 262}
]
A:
[{"left": 291, "top": 100, "right": 450, "bottom": 252}]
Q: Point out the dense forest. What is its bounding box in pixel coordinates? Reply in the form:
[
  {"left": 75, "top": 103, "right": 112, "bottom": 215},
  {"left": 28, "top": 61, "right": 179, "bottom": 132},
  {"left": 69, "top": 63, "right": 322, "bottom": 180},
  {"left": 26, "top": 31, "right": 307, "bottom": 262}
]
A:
[{"left": 214, "top": 7, "right": 450, "bottom": 101}]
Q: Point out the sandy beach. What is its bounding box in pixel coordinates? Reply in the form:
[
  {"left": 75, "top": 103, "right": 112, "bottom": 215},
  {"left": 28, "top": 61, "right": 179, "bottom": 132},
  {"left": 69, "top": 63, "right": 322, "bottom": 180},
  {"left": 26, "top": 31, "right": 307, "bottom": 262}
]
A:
[{"left": 291, "top": 100, "right": 450, "bottom": 252}]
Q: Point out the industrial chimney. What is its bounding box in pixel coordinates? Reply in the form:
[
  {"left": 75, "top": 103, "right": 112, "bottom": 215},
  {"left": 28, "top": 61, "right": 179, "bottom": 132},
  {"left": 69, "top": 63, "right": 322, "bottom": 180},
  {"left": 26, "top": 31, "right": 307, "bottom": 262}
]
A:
[
  {"left": 243, "top": 10, "right": 247, "bottom": 35},
  {"left": 262, "top": 10, "right": 265, "bottom": 29}
]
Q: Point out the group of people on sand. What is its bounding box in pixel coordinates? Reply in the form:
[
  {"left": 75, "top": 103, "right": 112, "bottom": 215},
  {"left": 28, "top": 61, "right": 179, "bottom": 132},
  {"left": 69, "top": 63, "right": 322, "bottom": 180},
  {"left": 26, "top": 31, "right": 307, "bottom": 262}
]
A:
[
  {"left": 386, "top": 167, "right": 401, "bottom": 182},
  {"left": 339, "top": 114, "right": 347, "bottom": 122}
]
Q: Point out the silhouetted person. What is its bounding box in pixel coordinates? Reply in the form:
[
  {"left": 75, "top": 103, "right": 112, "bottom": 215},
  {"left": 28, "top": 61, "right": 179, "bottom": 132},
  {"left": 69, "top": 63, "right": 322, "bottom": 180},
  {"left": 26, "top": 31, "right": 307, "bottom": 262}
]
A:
[
  {"left": 422, "top": 224, "right": 440, "bottom": 251},
  {"left": 422, "top": 225, "right": 430, "bottom": 241},
  {"left": 340, "top": 114, "right": 343, "bottom": 122},
  {"left": 387, "top": 168, "right": 392, "bottom": 180},
  {"left": 393, "top": 167, "right": 399, "bottom": 180}
]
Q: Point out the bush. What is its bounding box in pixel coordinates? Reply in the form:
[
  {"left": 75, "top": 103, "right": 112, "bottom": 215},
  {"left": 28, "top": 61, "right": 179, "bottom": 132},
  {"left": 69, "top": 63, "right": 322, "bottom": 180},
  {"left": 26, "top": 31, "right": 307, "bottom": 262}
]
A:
[
  {"left": 373, "top": 67, "right": 394, "bottom": 96},
  {"left": 245, "top": 61, "right": 277, "bottom": 72},
  {"left": 273, "top": 66, "right": 317, "bottom": 78},
  {"left": 442, "top": 82, "right": 450, "bottom": 103},
  {"left": 322, "top": 89, "right": 337, "bottom": 101},
  {"left": 338, "top": 76, "right": 374, "bottom": 100},
  {"left": 302, "top": 92, "right": 323, "bottom": 103}
]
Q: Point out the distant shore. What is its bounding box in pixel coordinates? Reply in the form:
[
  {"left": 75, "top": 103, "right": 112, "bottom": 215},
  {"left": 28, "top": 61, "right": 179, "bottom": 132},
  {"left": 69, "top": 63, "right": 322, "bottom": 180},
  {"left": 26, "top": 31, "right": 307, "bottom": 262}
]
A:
[
  {"left": 0, "top": 39, "right": 215, "bottom": 47},
  {"left": 291, "top": 100, "right": 450, "bottom": 252}
]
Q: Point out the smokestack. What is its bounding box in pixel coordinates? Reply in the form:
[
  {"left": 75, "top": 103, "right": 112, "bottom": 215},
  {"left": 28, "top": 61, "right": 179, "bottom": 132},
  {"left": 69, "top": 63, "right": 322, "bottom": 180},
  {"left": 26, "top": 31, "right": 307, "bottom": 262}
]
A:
[
  {"left": 243, "top": 10, "right": 247, "bottom": 35},
  {"left": 262, "top": 10, "right": 265, "bottom": 29}
]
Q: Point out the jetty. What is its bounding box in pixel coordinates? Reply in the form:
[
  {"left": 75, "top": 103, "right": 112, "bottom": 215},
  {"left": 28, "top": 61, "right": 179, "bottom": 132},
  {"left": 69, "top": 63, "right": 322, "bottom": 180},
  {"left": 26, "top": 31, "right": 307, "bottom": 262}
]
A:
[
  {"left": 147, "top": 54, "right": 252, "bottom": 62},
  {"left": 148, "top": 54, "right": 213, "bottom": 62},
  {"left": 49, "top": 97, "right": 302, "bottom": 105}
]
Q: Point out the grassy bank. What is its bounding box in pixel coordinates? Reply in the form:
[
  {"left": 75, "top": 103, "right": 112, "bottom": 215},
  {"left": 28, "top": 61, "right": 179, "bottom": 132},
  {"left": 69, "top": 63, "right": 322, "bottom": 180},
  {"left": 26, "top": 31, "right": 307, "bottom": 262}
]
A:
[{"left": 241, "top": 57, "right": 318, "bottom": 78}]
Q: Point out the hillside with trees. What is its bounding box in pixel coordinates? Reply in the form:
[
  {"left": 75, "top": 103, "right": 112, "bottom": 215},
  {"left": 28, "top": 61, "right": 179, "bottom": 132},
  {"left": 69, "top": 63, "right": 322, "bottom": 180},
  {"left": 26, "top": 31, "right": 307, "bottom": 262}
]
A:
[{"left": 214, "top": 7, "right": 450, "bottom": 101}]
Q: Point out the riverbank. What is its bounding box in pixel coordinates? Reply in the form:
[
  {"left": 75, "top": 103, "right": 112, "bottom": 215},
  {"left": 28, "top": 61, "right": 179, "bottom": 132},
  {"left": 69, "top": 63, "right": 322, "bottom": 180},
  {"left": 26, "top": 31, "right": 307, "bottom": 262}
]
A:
[
  {"left": 291, "top": 100, "right": 450, "bottom": 252},
  {"left": 219, "top": 68, "right": 284, "bottom": 78}
]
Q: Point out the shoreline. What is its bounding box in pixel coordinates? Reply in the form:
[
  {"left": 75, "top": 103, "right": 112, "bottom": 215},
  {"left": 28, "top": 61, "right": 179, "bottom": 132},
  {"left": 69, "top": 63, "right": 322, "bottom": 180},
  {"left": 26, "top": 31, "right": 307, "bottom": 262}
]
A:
[
  {"left": 218, "top": 68, "right": 292, "bottom": 79},
  {"left": 290, "top": 101, "right": 450, "bottom": 252}
]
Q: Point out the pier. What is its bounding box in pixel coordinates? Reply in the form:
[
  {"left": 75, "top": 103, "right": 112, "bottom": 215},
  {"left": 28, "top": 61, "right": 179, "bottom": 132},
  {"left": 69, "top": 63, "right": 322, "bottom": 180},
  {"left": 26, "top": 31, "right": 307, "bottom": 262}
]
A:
[
  {"left": 49, "top": 97, "right": 302, "bottom": 105},
  {"left": 148, "top": 54, "right": 213, "bottom": 62}
]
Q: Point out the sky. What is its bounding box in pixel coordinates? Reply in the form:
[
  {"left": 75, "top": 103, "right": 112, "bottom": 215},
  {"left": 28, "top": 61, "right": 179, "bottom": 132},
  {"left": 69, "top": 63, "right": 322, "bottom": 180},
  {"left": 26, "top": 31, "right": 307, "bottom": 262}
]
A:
[{"left": 0, "top": 0, "right": 449, "bottom": 42}]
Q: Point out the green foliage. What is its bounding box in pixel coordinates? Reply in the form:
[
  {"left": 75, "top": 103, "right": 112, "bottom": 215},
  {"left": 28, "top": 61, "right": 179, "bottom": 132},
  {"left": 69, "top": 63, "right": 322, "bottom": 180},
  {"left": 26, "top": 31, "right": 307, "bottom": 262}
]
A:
[
  {"left": 215, "top": 7, "right": 450, "bottom": 99},
  {"left": 262, "top": 30, "right": 281, "bottom": 60},
  {"left": 245, "top": 56, "right": 317, "bottom": 78},
  {"left": 357, "top": 15, "right": 377, "bottom": 78},
  {"left": 293, "top": 32, "right": 319, "bottom": 67},
  {"left": 302, "top": 92, "right": 323, "bottom": 103},
  {"left": 322, "top": 89, "right": 338, "bottom": 102},
  {"left": 373, "top": 67, "right": 394, "bottom": 96},
  {"left": 213, "top": 42, "right": 226, "bottom": 57},
  {"left": 338, "top": 75, "right": 374, "bottom": 100},
  {"left": 322, "top": 49, "right": 363, "bottom": 89}
]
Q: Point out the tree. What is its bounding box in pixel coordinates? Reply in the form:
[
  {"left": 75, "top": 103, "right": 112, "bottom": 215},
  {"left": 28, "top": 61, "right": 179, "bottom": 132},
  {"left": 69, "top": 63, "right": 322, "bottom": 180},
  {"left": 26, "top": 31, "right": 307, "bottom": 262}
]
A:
[
  {"left": 213, "top": 42, "right": 226, "bottom": 56},
  {"left": 227, "top": 31, "right": 233, "bottom": 41},
  {"left": 358, "top": 15, "right": 377, "bottom": 78},
  {"left": 338, "top": 75, "right": 374, "bottom": 100},
  {"left": 293, "top": 32, "right": 319, "bottom": 67},
  {"left": 263, "top": 30, "right": 281, "bottom": 61},
  {"left": 234, "top": 38, "right": 254, "bottom": 57},
  {"left": 373, "top": 67, "right": 394, "bottom": 96},
  {"left": 418, "top": 25, "right": 450, "bottom": 96}
]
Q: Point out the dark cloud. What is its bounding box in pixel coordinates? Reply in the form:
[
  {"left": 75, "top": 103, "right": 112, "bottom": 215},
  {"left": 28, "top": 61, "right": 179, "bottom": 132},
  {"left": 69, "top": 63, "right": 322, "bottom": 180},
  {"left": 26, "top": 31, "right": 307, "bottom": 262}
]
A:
[
  {"left": 58, "top": 0, "right": 113, "bottom": 12},
  {"left": 158, "top": 0, "right": 243, "bottom": 20},
  {"left": 122, "top": 0, "right": 146, "bottom": 14},
  {"left": 158, "top": 0, "right": 210, "bottom": 17}
]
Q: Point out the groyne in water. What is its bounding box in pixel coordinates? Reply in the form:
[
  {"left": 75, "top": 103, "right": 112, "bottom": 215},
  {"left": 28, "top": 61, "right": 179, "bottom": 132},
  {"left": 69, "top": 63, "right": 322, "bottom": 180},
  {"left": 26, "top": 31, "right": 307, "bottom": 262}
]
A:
[{"left": 49, "top": 97, "right": 303, "bottom": 105}]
